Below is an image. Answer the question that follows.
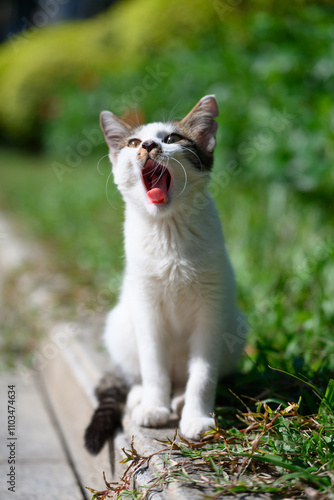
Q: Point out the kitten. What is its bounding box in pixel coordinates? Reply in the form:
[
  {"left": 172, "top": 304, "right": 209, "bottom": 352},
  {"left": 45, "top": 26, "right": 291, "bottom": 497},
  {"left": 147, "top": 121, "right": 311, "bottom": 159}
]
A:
[{"left": 85, "top": 95, "right": 246, "bottom": 455}]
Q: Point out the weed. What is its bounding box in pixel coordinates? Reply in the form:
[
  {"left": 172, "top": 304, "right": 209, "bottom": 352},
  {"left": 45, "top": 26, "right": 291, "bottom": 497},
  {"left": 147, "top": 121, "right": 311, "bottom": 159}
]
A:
[{"left": 86, "top": 379, "right": 334, "bottom": 499}]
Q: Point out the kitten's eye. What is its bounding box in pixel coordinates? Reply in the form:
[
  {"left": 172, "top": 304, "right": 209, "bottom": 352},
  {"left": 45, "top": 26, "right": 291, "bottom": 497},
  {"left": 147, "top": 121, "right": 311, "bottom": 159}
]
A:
[
  {"left": 163, "top": 133, "right": 183, "bottom": 144},
  {"left": 128, "top": 139, "right": 141, "bottom": 148}
]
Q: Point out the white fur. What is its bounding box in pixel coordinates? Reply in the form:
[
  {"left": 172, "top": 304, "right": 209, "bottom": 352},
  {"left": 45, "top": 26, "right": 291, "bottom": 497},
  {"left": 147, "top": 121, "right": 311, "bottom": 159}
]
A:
[{"left": 102, "top": 96, "right": 246, "bottom": 440}]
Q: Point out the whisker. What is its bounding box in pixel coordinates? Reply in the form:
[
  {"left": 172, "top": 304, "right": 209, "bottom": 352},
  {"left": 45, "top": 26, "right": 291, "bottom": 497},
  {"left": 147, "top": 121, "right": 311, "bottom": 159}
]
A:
[
  {"left": 153, "top": 154, "right": 186, "bottom": 195},
  {"left": 181, "top": 146, "right": 203, "bottom": 171},
  {"left": 119, "top": 116, "right": 142, "bottom": 130},
  {"left": 157, "top": 153, "right": 173, "bottom": 173},
  {"left": 156, "top": 152, "right": 167, "bottom": 164},
  {"left": 167, "top": 98, "right": 183, "bottom": 123},
  {"left": 160, "top": 106, "right": 166, "bottom": 123},
  {"left": 97, "top": 154, "right": 117, "bottom": 209},
  {"left": 105, "top": 168, "right": 117, "bottom": 210},
  {"left": 134, "top": 109, "right": 141, "bottom": 127},
  {"left": 97, "top": 154, "right": 110, "bottom": 175},
  {"left": 151, "top": 169, "right": 165, "bottom": 188},
  {"left": 169, "top": 155, "right": 188, "bottom": 197},
  {"left": 149, "top": 159, "right": 167, "bottom": 188}
]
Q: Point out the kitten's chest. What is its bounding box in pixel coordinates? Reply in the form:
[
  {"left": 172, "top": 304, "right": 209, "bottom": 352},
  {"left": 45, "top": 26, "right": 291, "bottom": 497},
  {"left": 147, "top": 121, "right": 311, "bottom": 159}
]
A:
[
  {"left": 124, "top": 206, "right": 224, "bottom": 296},
  {"left": 154, "top": 255, "right": 196, "bottom": 290},
  {"left": 128, "top": 221, "right": 199, "bottom": 287},
  {"left": 137, "top": 244, "right": 197, "bottom": 293}
]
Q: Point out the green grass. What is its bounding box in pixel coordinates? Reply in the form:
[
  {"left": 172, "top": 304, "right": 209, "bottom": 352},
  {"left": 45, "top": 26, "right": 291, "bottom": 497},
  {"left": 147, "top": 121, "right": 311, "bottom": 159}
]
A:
[
  {"left": 0, "top": 148, "right": 123, "bottom": 291},
  {"left": 1, "top": 146, "right": 333, "bottom": 496},
  {"left": 87, "top": 382, "right": 334, "bottom": 498}
]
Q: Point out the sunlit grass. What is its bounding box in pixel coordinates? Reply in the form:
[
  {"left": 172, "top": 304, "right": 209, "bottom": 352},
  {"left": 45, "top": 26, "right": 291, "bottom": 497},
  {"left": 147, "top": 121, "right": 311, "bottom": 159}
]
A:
[{"left": 87, "top": 381, "right": 334, "bottom": 498}]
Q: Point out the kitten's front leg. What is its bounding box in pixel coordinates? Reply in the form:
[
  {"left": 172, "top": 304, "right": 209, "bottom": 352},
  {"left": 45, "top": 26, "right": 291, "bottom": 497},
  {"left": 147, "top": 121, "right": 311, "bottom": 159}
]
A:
[
  {"left": 131, "top": 300, "right": 171, "bottom": 428},
  {"left": 180, "top": 315, "right": 224, "bottom": 440}
]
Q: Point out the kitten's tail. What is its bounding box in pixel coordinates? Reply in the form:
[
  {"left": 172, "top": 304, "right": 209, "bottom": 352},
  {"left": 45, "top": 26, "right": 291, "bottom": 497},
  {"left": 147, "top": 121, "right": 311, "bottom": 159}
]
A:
[{"left": 84, "top": 373, "right": 128, "bottom": 455}]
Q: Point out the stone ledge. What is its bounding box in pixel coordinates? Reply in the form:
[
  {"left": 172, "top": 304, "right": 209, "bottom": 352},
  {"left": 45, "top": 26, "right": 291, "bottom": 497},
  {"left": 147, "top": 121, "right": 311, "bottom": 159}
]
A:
[
  {"left": 41, "top": 333, "right": 269, "bottom": 499},
  {"left": 40, "top": 332, "right": 209, "bottom": 499}
]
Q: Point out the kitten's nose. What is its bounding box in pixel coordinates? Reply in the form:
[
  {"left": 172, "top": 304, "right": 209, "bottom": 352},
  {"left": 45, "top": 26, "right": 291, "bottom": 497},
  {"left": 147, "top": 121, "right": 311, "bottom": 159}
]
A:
[{"left": 141, "top": 140, "right": 157, "bottom": 152}]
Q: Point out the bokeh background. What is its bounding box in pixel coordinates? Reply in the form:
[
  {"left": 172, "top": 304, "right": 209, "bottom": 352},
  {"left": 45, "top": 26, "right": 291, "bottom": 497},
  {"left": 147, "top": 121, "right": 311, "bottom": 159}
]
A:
[{"left": 0, "top": 0, "right": 333, "bottom": 395}]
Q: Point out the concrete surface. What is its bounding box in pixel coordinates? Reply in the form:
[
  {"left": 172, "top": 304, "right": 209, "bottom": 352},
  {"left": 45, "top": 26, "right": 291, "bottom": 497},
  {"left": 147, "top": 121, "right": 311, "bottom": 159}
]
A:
[{"left": 0, "top": 374, "right": 84, "bottom": 500}]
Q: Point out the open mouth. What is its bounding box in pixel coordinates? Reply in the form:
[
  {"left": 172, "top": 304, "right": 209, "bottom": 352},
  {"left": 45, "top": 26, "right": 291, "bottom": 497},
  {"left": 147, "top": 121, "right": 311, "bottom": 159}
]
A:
[{"left": 142, "top": 159, "right": 172, "bottom": 205}]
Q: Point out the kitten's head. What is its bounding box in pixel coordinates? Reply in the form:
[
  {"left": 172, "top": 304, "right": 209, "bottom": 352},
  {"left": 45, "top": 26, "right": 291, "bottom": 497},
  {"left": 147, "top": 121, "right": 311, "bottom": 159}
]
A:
[{"left": 100, "top": 95, "right": 218, "bottom": 216}]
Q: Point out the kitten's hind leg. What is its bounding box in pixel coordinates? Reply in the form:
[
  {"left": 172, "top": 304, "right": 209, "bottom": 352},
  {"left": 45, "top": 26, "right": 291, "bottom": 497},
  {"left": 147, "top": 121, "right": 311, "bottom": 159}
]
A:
[
  {"left": 127, "top": 384, "right": 143, "bottom": 410},
  {"left": 171, "top": 389, "right": 185, "bottom": 416},
  {"left": 104, "top": 302, "right": 140, "bottom": 386}
]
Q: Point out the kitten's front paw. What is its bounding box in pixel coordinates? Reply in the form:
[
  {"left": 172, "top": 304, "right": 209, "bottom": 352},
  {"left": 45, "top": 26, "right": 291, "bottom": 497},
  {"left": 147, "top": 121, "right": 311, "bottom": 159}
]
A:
[
  {"left": 180, "top": 416, "right": 215, "bottom": 441},
  {"left": 132, "top": 404, "right": 170, "bottom": 428}
]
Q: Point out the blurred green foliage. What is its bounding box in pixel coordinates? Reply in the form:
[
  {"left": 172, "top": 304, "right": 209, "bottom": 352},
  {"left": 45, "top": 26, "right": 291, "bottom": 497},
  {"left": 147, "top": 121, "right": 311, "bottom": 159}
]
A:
[
  {"left": 1, "top": 149, "right": 333, "bottom": 381},
  {"left": 1, "top": 1, "right": 334, "bottom": 194},
  {"left": 1, "top": 1, "right": 333, "bottom": 382},
  {"left": 0, "top": 0, "right": 215, "bottom": 141}
]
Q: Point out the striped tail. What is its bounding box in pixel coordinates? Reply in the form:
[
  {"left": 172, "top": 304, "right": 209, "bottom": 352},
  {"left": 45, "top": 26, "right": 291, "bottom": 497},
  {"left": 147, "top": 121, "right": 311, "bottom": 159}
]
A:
[{"left": 84, "top": 374, "right": 128, "bottom": 455}]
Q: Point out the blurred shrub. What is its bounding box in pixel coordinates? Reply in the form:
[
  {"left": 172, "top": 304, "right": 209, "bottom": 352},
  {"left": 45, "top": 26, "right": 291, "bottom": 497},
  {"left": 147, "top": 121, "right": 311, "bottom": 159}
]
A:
[
  {"left": 1, "top": 0, "right": 334, "bottom": 194},
  {"left": 0, "top": 0, "right": 216, "bottom": 143},
  {"left": 46, "top": 5, "right": 334, "bottom": 195},
  {"left": 0, "top": 21, "right": 105, "bottom": 142}
]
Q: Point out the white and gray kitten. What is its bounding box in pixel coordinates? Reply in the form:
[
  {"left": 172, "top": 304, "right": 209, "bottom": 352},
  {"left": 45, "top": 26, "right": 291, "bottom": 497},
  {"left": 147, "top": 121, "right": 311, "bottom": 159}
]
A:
[{"left": 85, "top": 95, "right": 246, "bottom": 454}]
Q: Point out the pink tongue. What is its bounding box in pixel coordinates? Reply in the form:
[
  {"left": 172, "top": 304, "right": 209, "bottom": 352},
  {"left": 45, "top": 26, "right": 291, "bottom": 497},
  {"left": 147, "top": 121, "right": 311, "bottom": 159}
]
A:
[{"left": 147, "top": 172, "right": 168, "bottom": 204}]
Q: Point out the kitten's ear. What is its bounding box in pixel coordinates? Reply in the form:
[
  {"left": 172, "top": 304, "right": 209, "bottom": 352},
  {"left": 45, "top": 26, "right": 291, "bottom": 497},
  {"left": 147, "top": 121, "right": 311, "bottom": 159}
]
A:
[
  {"left": 181, "top": 95, "right": 219, "bottom": 152},
  {"left": 100, "top": 111, "right": 131, "bottom": 161}
]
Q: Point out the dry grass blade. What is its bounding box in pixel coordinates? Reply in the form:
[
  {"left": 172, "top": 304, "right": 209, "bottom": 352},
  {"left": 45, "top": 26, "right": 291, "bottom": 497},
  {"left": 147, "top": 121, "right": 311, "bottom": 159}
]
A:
[{"left": 86, "top": 382, "right": 334, "bottom": 499}]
